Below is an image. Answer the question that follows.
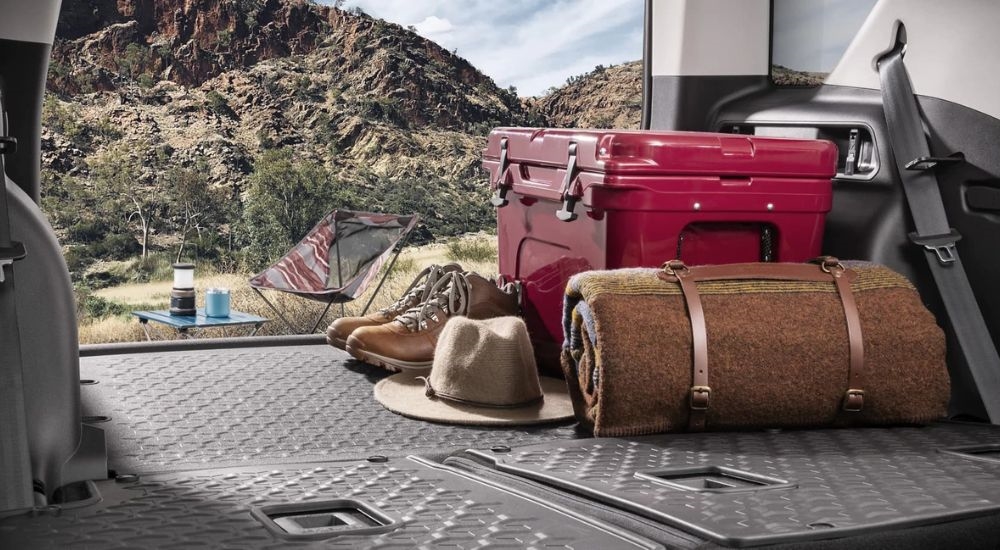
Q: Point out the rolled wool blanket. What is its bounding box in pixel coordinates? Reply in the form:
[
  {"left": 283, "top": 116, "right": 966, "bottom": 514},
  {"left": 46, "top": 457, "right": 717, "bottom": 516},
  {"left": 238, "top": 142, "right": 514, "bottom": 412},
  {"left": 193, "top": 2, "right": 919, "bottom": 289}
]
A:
[{"left": 561, "top": 261, "right": 949, "bottom": 436}]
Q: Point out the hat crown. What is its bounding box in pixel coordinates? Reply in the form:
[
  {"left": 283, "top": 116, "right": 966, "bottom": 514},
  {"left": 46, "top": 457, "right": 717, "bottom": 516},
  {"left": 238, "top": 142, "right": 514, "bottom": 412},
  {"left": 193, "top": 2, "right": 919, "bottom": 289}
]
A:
[{"left": 428, "top": 316, "right": 541, "bottom": 407}]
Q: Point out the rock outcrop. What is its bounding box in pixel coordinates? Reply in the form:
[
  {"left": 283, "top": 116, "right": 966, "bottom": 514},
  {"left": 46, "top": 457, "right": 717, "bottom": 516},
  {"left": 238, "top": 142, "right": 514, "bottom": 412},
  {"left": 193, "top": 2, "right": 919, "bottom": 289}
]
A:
[
  {"left": 530, "top": 61, "right": 642, "bottom": 129},
  {"left": 41, "top": 0, "right": 639, "bottom": 257}
]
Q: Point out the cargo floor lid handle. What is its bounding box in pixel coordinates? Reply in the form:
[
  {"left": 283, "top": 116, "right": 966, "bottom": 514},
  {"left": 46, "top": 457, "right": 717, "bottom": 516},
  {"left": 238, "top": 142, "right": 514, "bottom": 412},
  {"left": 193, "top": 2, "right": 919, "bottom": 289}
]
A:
[{"left": 878, "top": 23, "right": 1000, "bottom": 423}]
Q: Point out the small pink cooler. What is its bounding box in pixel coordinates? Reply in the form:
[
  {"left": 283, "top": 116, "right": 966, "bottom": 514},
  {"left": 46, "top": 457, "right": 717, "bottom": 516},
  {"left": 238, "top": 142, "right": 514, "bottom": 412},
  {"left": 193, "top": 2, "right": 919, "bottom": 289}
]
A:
[{"left": 483, "top": 128, "right": 837, "bottom": 374}]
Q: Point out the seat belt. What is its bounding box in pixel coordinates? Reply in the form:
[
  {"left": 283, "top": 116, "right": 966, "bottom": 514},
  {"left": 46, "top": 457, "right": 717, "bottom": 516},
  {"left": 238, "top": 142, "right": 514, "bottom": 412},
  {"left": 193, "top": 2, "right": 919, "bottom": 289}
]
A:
[
  {"left": 0, "top": 94, "right": 35, "bottom": 512},
  {"left": 877, "top": 26, "right": 1000, "bottom": 423}
]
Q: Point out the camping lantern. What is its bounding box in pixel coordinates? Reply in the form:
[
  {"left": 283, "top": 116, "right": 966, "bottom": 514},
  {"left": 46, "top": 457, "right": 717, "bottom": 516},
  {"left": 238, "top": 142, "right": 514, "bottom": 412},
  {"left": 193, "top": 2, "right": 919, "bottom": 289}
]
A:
[{"left": 170, "top": 262, "right": 196, "bottom": 316}]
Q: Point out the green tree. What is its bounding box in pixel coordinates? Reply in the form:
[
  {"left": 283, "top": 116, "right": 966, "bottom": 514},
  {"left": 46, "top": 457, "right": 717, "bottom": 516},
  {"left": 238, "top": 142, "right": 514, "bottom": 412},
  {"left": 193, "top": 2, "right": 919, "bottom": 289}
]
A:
[
  {"left": 118, "top": 43, "right": 152, "bottom": 88},
  {"left": 89, "top": 144, "right": 161, "bottom": 259},
  {"left": 240, "top": 148, "right": 354, "bottom": 269},
  {"left": 164, "top": 160, "right": 220, "bottom": 262}
]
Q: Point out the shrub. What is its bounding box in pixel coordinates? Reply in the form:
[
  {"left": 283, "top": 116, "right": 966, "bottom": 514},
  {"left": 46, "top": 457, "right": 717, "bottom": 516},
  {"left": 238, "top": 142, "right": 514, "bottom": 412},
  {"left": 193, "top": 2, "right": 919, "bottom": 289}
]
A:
[
  {"left": 218, "top": 29, "right": 233, "bottom": 48},
  {"left": 86, "top": 233, "right": 142, "bottom": 261},
  {"left": 357, "top": 97, "right": 407, "bottom": 127},
  {"left": 94, "top": 117, "right": 124, "bottom": 140},
  {"left": 132, "top": 255, "right": 175, "bottom": 282},
  {"left": 67, "top": 220, "right": 108, "bottom": 243},
  {"left": 64, "top": 247, "right": 90, "bottom": 275},
  {"left": 204, "top": 90, "right": 232, "bottom": 116},
  {"left": 80, "top": 293, "right": 130, "bottom": 319},
  {"left": 42, "top": 95, "right": 89, "bottom": 147},
  {"left": 446, "top": 237, "right": 496, "bottom": 264}
]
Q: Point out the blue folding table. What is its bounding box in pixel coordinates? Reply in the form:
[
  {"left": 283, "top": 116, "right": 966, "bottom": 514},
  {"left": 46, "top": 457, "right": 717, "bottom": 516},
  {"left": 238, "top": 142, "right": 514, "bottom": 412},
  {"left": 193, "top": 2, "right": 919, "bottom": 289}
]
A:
[{"left": 132, "top": 309, "right": 269, "bottom": 340}]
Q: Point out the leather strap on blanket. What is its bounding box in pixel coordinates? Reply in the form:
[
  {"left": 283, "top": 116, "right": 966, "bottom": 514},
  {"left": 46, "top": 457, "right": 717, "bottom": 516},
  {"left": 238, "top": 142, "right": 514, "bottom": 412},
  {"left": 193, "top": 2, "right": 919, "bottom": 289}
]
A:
[{"left": 659, "top": 257, "right": 865, "bottom": 431}]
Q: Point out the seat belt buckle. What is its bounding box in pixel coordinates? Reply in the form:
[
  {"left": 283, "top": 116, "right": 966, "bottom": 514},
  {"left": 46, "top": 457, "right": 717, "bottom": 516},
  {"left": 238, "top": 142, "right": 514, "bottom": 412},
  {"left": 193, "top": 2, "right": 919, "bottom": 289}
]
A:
[
  {"left": 905, "top": 152, "right": 964, "bottom": 171},
  {"left": 0, "top": 241, "right": 26, "bottom": 284},
  {"left": 909, "top": 229, "right": 961, "bottom": 265}
]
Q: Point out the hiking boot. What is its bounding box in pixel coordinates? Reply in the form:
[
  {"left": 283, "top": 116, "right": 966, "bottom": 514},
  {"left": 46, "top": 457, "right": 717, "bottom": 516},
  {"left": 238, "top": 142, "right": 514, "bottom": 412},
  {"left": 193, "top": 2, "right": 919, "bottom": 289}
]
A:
[
  {"left": 345, "top": 271, "right": 520, "bottom": 371},
  {"left": 326, "top": 263, "right": 462, "bottom": 349}
]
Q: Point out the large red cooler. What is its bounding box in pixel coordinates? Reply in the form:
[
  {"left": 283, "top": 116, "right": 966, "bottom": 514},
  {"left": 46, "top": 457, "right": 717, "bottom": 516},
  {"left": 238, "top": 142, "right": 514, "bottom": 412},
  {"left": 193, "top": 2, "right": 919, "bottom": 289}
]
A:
[{"left": 482, "top": 128, "right": 838, "bottom": 373}]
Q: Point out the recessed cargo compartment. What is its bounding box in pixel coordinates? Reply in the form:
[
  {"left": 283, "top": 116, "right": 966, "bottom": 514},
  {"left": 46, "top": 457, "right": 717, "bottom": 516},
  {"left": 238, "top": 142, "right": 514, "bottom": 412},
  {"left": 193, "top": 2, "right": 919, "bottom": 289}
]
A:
[
  {"left": 634, "top": 466, "right": 793, "bottom": 493},
  {"left": 252, "top": 499, "right": 397, "bottom": 540}
]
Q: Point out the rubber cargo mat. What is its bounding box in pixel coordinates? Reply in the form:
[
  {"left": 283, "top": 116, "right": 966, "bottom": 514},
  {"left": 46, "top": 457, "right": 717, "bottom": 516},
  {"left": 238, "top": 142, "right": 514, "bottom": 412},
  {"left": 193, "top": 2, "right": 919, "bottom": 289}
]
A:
[
  {"left": 80, "top": 346, "right": 580, "bottom": 474},
  {"left": 467, "top": 422, "right": 1000, "bottom": 547},
  {"left": 0, "top": 457, "right": 659, "bottom": 549}
]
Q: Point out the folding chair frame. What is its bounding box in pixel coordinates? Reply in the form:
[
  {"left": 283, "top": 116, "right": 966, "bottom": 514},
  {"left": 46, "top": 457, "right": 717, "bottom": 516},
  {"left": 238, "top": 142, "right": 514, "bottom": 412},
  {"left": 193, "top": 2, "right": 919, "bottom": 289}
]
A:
[{"left": 252, "top": 227, "right": 413, "bottom": 334}]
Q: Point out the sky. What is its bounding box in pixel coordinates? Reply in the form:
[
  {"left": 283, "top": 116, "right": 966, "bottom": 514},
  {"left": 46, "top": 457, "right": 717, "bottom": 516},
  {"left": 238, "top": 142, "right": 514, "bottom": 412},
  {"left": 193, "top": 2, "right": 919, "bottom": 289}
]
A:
[{"left": 324, "top": 0, "right": 645, "bottom": 97}]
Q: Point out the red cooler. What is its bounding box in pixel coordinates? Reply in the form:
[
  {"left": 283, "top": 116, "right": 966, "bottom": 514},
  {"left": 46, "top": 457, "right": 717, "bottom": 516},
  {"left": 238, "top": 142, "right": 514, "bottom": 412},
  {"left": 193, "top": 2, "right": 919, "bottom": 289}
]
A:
[{"left": 483, "top": 128, "right": 838, "bottom": 373}]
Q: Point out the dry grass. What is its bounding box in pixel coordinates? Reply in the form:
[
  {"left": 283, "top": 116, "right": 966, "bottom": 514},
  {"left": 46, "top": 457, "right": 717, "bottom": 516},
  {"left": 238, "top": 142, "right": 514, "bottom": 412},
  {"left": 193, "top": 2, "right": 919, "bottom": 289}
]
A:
[{"left": 80, "top": 235, "right": 499, "bottom": 344}]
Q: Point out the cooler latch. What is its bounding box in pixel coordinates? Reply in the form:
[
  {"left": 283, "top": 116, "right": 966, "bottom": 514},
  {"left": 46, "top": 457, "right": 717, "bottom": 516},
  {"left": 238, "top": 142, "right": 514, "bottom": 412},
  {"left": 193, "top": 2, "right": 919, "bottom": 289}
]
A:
[
  {"left": 556, "top": 142, "right": 580, "bottom": 222},
  {"left": 489, "top": 137, "right": 511, "bottom": 207}
]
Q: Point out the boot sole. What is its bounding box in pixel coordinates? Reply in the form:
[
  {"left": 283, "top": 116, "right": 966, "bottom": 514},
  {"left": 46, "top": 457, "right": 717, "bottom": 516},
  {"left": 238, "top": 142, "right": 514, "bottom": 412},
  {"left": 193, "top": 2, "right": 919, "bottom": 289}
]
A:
[
  {"left": 326, "top": 335, "right": 348, "bottom": 350},
  {"left": 345, "top": 343, "right": 431, "bottom": 373}
]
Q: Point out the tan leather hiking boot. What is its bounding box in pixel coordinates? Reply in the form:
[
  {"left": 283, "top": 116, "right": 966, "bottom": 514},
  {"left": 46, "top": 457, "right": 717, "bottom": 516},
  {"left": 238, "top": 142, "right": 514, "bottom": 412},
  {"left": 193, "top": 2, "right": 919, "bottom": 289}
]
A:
[
  {"left": 345, "top": 271, "right": 520, "bottom": 371},
  {"left": 326, "top": 263, "right": 462, "bottom": 349}
]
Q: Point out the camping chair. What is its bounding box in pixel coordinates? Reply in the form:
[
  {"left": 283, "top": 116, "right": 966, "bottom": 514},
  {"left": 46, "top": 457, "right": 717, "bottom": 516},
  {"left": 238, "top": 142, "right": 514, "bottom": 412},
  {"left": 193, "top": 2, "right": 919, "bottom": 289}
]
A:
[{"left": 249, "top": 209, "right": 420, "bottom": 333}]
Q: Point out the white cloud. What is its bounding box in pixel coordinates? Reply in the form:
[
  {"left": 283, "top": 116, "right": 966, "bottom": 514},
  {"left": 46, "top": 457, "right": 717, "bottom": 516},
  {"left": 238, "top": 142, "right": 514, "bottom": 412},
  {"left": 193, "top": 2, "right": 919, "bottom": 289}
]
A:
[
  {"left": 324, "top": 0, "right": 644, "bottom": 96},
  {"left": 414, "top": 15, "right": 453, "bottom": 37}
]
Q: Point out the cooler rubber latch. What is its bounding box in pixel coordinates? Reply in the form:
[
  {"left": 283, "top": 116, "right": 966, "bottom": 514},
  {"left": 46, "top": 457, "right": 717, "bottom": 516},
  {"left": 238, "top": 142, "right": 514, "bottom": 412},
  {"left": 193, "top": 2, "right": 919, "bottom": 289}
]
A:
[
  {"left": 556, "top": 142, "right": 580, "bottom": 222},
  {"left": 489, "top": 137, "right": 511, "bottom": 207}
]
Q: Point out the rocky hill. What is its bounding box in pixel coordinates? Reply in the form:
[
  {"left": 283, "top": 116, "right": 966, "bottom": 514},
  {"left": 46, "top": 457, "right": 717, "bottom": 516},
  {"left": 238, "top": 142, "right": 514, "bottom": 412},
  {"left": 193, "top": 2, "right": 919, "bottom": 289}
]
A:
[
  {"left": 531, "top": 61, "right": 642, "bottom": 129},
  {"left": 40, "top": 0, "right": 639, "bottom": 279},
  {"left": 770, "top": 64, "right": 826, "bottom": 87}
]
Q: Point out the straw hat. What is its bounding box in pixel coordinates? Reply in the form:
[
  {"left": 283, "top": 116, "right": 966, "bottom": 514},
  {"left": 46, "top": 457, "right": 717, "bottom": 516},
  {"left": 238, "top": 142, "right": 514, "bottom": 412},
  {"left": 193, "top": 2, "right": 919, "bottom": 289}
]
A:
[{"left": 373, "top": 316, "right": 574, "bottom": 426}]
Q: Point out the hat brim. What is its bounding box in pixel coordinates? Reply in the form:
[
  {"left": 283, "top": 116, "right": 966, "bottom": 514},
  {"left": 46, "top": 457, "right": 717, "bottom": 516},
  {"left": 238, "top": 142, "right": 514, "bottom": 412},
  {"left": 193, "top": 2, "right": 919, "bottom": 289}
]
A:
[{"left": 374, "top": 370, "right": 576, "bottom": 426}]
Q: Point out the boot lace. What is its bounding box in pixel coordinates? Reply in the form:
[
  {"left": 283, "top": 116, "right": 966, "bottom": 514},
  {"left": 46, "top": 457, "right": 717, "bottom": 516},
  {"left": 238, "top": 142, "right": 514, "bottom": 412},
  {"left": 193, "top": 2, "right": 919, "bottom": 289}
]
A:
[
  {"left": 378, "top": 264, "right": 448, "bottom": 316},
  {"left": 396, "top": 271, "right": 471, "bottom": 332},
  {"left": 396, "top": 272, "right": 519, "bottom": 332}
]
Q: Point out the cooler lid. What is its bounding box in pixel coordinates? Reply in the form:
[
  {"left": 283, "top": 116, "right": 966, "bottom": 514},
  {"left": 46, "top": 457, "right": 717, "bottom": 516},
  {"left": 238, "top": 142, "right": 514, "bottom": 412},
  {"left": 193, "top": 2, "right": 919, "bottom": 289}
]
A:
[{"left": 485, "top": 128, "right": 838, "bottom": 178}]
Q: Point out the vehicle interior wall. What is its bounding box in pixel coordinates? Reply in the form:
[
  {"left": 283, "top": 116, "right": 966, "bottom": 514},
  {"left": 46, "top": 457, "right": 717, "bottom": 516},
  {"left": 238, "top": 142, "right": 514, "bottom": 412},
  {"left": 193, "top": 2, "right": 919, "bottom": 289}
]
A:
[{"left": 645, "top": 0, "right": 1000, "bottom": 419}]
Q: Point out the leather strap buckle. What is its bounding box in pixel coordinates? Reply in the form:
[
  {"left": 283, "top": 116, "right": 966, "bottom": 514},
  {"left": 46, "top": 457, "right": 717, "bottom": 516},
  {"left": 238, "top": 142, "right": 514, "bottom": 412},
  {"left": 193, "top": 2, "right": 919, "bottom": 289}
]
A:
[
  {"left": 690, "top": 386, "right": 711, "bottom": 411},
  {"left": 843, "top": 389, "right": 865, "bottom": 412},
  {"left": 813, "top": 256, "right": 846, "bottom": 275},
  {"left": 662, "top": 259, "right": 688, "bottom": 277}
]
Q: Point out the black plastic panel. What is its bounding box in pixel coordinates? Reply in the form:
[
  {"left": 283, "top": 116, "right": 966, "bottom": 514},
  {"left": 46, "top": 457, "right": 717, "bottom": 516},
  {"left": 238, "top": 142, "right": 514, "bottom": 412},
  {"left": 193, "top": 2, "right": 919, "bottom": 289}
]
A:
[
  {"left": 0, "top": 38, "right": 50, "bottom": 202},
  {"left": 0, "top": 457, "right": 659, "bottom": 549},
  {"left": 469, "top": 423, "right": 1000, "bottom": 547},
  {"left": 79, "top": 345, "right": 581, "bottom": 474}
]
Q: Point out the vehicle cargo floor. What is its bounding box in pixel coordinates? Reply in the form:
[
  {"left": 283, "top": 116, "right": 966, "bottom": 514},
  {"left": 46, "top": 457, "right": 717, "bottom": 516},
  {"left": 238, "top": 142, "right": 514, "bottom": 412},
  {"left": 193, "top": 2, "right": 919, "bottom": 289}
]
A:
[
  {"left": 5, "top": 344, "right": 1000, "bottom": 549},
  {"left": 78, "top": 345, "right": 583, "bottom": 475}
]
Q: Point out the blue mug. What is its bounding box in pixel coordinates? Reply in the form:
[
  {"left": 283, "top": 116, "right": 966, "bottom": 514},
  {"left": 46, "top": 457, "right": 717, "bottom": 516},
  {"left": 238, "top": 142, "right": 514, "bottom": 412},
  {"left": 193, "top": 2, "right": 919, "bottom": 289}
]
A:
[{"left": 205, "top": 288, "right": 231, "bottom": 318}]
